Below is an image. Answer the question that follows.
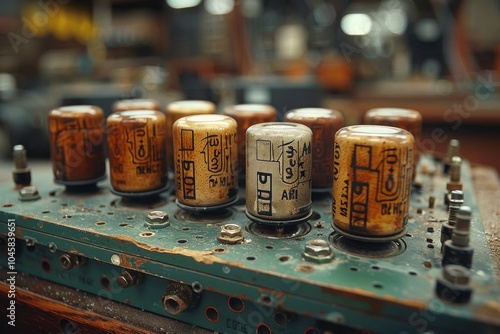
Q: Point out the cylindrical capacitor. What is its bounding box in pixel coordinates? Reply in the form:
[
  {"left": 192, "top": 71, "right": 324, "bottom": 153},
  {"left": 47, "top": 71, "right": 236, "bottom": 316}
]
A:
[
  {"left": 166, "top": 100, "right": 216, "bottom": 169},
  {"left": 173, "top": 114, "right": 238, "bottom": 211},
  {"left": 284, "top": 108, "right": 343, "bottom": 190},
  {"left": 364, "top": 108, "right": 421, "bottom": 175},
  {"left": 246, "top": 122, "right": 313, "bottom": 224},
  {"left": 48, "top": 105, "right": 106, "bottom": 185},
  {"left": 113, "top": 98, "right": 161, "bottom": 112},
  {"left": 222, "top": 104, "right": 277, "bottom": 176},
  {"left": 332, "top": 125, "right": 414, "bottom": 240},
  {"left": 107, "top": 110, "right": 168, "bottom": 195}
]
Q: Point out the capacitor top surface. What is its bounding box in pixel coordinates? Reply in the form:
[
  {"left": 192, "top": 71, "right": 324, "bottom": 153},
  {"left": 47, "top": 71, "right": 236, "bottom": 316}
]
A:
[
  {"left": 246, "top": 122, "right": 313, "bottom": 224},
  {"left": 284, "top": 108, "right": 343, "bottom": 189},
  {"left": 106, "top": 110, "right": 168, "bottom": 194},
  {"left": 166, "top": 100, "right": 216, "bottom": 169},
  {"left": 222, "top": 104, "right": 277, "bottom": 175},
  {"left": 173, "top": 114, "right": 238, "bottom": 210},
  {"left": 113, "top": 98, "right": 162, "bottom": 112},
  {"left": 48, "top": 105, "right": 106, "bottom": 184},
  {"left": 332, "top": 125, "right": 414, "bottom": 240}
]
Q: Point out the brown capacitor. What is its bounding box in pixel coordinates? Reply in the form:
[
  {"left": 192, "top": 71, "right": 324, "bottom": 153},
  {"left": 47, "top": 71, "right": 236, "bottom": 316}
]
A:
[
  {"left": 48, "top": 105, "right": 106, "bottom": 185},
  {"left": 364, "top": 108, "right": 421, "bottom": 173},
  {"left": 222, "top": 104, "right": 277, "bottom": 176},
  {"left": 284, "top": 108, "right": 344, "bottom": 190},
  {"left": 332, "top": 125, "right": 414, "bottom": 240},
  {"left": 166, "top": 100, "right": 216, "bottom": 169},
  {"left": 173, "top": 114, "right": 238, "bottom": 210},
  {"left": 113, "top": 98, "right": 161, "bottom": 112},
  {"left": 246, "top": 122, "right": 313, "bottom": 224},
  {"left": 106, "top": 110, "right": 168, "bottom": 195}
]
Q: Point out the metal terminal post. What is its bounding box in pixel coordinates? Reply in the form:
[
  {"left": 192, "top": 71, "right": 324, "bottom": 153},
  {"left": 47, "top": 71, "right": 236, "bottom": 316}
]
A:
[
  {"left": 447, "top": 156, "right": 463, "bottom": 192},
  {"left": 12, "top": 145, "right": 31, "bottom": 187},
  {"left": 435, "top": 265, "right": 472, "bottom": 304},
  {"left": 116, "top": 271, "right": 142, "bottom": 289},
  {"left": 441, "top": 190, "right": 464, "bottom": 252},
  {"left": 442, "top": 206, "right": 474, "bottom": 269},
  {"left": 60, "top": 253, "right": 85, "bottom": 270},
  {"left": 18, "top": 185, "right": 40, "bottom": 201},
  {"left": 302, "top": 239, "right": 334, "bottom": 264},
  {"left": 144, "top": 210, "right": 170, "bottom": 229},
  {"left": 217, "top": 224, "right": 244, "bottom": 244},
  {"left": 443, "top": 139, "right": 460, "bottom": 174}
]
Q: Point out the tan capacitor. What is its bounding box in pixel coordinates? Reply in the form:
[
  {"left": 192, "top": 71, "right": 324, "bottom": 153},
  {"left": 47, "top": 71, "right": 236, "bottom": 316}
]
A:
[
  {"left": 284, "top": 108, "right": 343, "bottom": 189},
  {"left": 106, "top": 110, "right": 168, "bottom": 194},
  {"left": 246, "top": 122, "right": 313, "bottom": 224},
  {"left": 332, "top": 125, "right": 414, "bottom": 240},
  {"left": 166, "top": 100, "right": 216, "bottom": 169},
  {"left": 48, "top": 105, "right": 106, "bottom": 185},
  {"left": 222, "top": 104, "right": 277, "bottom": 176},
  {"left": 364, "top": 108, "right": 421, "bottom": 173},
  {"left": 113, "top": 98, "right": 161, "bottom": 112},
  {"left": 173, "top": 114, "right": 238, "bottom": 210}
]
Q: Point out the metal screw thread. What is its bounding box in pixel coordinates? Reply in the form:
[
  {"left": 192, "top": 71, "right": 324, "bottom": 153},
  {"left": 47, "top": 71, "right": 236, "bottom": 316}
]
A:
[
  {"left": 13, "top": 145, "right": 27, "bottom": 169},
  {"left": 449, "top": 156, "right": 462, "bottom": 182},
  {"left": 448, "top": 190, "right": 464, "bottom": 226},
  {"left": 445, "top": 139, "right": 460, "bottom": 161},
  {"left": 452, "top": 206, "right": 472, "bottom": 247}
]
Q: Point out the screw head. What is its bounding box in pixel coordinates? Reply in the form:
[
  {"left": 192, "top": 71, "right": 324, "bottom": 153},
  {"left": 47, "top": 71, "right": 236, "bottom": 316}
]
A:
[
  {"left": 303, "top": 239, "right": 334, "bottom": 264},
  {"left": 18, "top": 186, "right": 40, "bottom": 201},
  {"left": 217, "top": 224, "right": 244, "bottom": 244},
  {"left": 443, "top": 265, "right": 470, "bottom": 285},
  {"left": 145, "top": 210, "right": 169, "bottom": 229}
]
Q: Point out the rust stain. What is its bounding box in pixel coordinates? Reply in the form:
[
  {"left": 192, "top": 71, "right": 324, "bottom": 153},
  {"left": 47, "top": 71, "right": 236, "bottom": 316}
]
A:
[
  {"left": 15, "top": 227, "right": 24, "bottom": 239},
  {"left": 133, "top": 257, "right": 147, "bottom": 269},
  {"left": 109, "top": 234, "right": 243, "bottom": 266},
  {"left": 474, "top": 301, "right": 500, "bottom": 321},
  {"left": 119, "top": 254, "right": 133, "bottom": 268}
]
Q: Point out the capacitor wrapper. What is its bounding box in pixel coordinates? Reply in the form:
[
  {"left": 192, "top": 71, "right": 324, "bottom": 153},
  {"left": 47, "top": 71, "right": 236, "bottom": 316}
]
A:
[
  {"left": 107, "top": 110, "right": 168, "bottom": 196},
  {"left": 173, "top": 114, "right": 238, "bottom": 211},
  {"left": 246, "top": 122, "right": 313, "bottom": 225},
  {"left": 48, "top": 105, "right": 106, "bottom": 186},
  {"left": 332, "top": 125, "right": 414, "bottom": 241},
  {"left": 284, "top": 108, "right": 343, "bottom": 190}
]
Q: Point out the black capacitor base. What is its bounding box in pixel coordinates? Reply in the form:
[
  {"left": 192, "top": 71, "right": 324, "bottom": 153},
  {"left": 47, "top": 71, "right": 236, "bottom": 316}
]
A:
[{"left": 442, "top": 240, "right": 474, "bottom": 269}]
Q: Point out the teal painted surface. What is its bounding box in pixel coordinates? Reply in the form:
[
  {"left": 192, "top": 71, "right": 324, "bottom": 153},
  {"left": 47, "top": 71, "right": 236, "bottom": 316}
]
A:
[{"left": 1, "top": 158, "right": 499, "bottom": 333}]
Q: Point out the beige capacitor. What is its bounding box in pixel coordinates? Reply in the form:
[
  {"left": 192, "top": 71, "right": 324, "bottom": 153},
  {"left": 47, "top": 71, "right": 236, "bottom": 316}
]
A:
[
  {"left": 173, "top": 114, "right": 238, "bottom": 211},
  {"left": 166, "top": 100, "right": 216, "bottom": 169},
  {"left": 246, "top": 122, "right": 313, "bottom": 224},
  {"left": 48, "top": 105, "right": 106, "bottom": 185},
  {"left": 107, "top": 110, "right": 168, "bottom": 195},
  {"left": 332, "top": 125, "right": 414, "bottom": 240},
  {"left": 284, "top": 108, "right": 343, "bottom": 190},
  {"left": 222, "top": 104, "right": 277, "bottom": 176},
  {"left": 364, "top": 108, "right": 421, "bottom": 175}
]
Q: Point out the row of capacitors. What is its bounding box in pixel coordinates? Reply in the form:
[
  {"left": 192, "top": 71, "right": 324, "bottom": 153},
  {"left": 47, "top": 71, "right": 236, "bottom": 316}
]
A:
[{"left": 44, "top": 100, "right": 425, "bottom": 241}]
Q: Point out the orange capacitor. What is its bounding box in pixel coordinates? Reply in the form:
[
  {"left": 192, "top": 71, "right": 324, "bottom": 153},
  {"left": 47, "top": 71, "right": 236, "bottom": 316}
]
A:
[
  {"left": 246, "top": 123, "right": 313, "bottom": 224},
  {"left": 113, "top": 98, "right": 161, "bottom": 112},
  {"left": 107, "top": 110, "right": 168, "bottom": 195},
  {"left": 332, "top": 125, "right": 414, "bottom": 241},
  {"left": 173, "top": 114, "right": 238, "bottom": 211},
  {"left": 48, "top": 105, "right": 106, "bottom": 185},
  {"left": 284, "top": 108, "right": 343, "bottom": 190},
  {"left": 166, "top": 100, "right": 216, "bottom": 169},
  {"left": 222, "top": 104, "right": 277, "bottom": 176},
  {"left": 364, "top": 108, "right": 421, "bottom": 172}
]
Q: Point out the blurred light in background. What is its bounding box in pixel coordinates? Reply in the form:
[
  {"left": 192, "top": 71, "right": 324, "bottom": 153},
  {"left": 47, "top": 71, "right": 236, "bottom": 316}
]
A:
[
  {"left": 340, "top": 13, "right": 373, "bottom": 36},
  {"left": 166, "top": 0, "right": 202, "bottom": 9},
  {"left": 205, "top": 0, "right": 234, "bottom": 15},
  {"left": 384, "top": 8, "right": 407, "bottom": 35}
]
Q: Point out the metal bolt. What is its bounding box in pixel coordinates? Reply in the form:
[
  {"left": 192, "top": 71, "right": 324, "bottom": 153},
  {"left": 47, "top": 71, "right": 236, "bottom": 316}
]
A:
[
  {"left": 428, "top": 195, "right": 436, "bottom": 209},
  {"left": 144, "top": 210, "right": 169, "bottom": 229},
  {"left": 161, "top": 282, "right": 195, "bottom": 315},
  {"left": 13, "top": 145, "right": 28, "bottom": 169},
  {"left": 303, "top": 239, "right": 334, "bottom": 264},
  {"left": 48, "top": 243, "right": 57, "bottom": 253},
  {"left": 18, "top": 185, "right": 40, "bottom": 201},
  {"left": 116, "top": 271, "right": 141, "bottom": 289},
  {"left": 452, "top": 206, "right": 472, "bottom": 247},
  {"left": 443, "top": 139, "right": 460, "bottom": 174},
  {"left": 59, "top": 253, "right": 83, "bottom": 270},
  {"left": 443, "top": 265, "right": 470, "bottom": 285},
  {"left": 447, "top": 190, "right": 464, "bottom": 226},
  {"left": 217, "top": 224, "right": 244, "bottom": 244}
]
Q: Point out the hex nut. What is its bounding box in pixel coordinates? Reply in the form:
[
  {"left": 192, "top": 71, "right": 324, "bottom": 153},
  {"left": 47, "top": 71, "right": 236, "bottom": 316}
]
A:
[
  {"left": 435, "top": 265, "right": 472, "bottom": 304},
  {"left": 303, "top": 239, "right": 334, "bottom": 264},
  {"left": 144, "top": 210, "right": 169, "bottom": 229},
  {"left": 161, "top": 282, "right": 195, "bottom": 315},
  {"left": 18, "top": 185, "right": 40, "bottom": 201},
  {"left": 116, "top": 271, "right": 141, "bottom": 289},
  {"left": 217, "top": 224, "right": 244, "bottom": 245}
]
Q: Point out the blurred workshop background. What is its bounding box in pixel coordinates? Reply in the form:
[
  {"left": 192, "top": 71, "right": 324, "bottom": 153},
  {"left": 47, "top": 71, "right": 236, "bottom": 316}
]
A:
[{"left": 0, "top": 0, "right": 499, "bottom": 173}]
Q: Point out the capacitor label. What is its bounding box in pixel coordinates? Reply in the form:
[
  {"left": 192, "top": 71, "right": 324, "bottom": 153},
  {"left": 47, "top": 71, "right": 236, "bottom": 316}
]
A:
[{"left": 332, "top": 125, "right": 413, "bottom": 238}]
